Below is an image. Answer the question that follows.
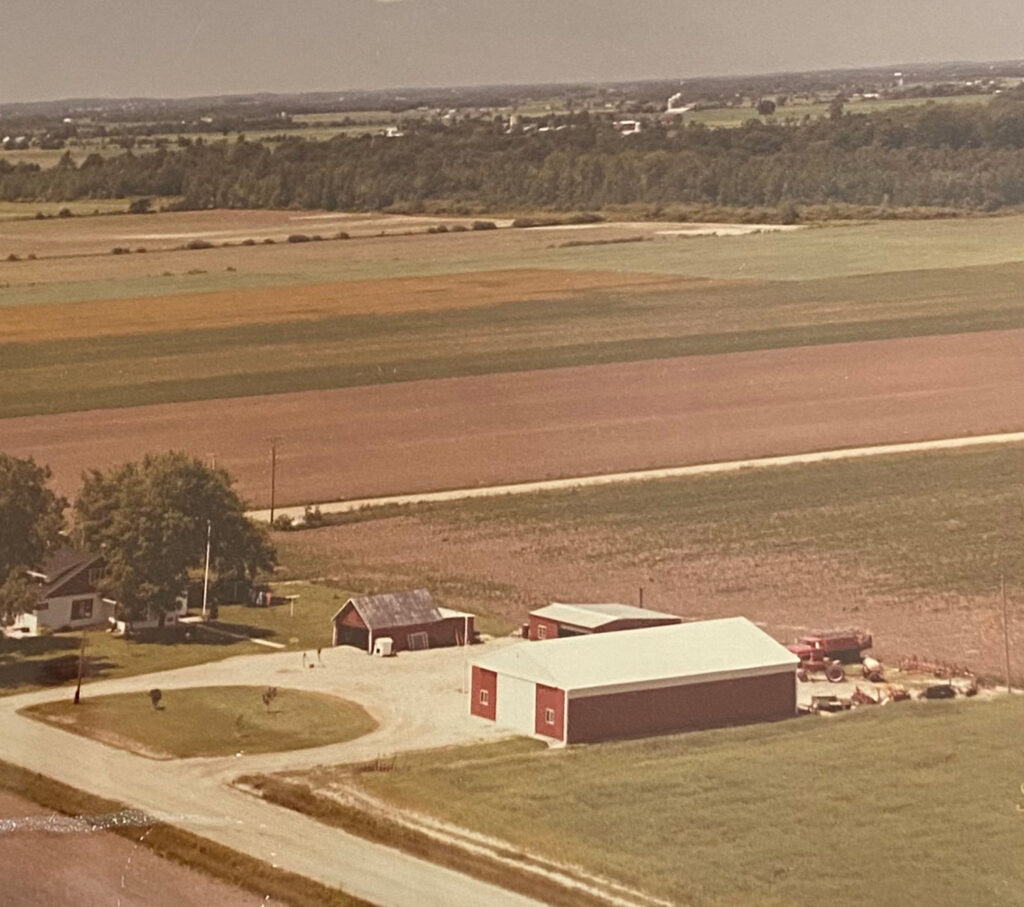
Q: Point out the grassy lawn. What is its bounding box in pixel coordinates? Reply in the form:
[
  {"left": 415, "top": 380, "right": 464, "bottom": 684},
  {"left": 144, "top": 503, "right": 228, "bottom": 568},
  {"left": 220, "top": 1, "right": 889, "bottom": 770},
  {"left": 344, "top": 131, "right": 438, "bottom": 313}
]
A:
[
  {"left": 23, "top": 685, "right": 377, "bottom": 758},
  {"left": 216, "top": 582, "right": 352, "bottom": 651},
  {"left": 339, "top": 697, "right": 1024, "bottom": 907},
  {"left": 3, "top": 258, "right": 1021, "bottom": 417},
  {"left": 0, "top": 624, "right": 263, "bottom": 697}
]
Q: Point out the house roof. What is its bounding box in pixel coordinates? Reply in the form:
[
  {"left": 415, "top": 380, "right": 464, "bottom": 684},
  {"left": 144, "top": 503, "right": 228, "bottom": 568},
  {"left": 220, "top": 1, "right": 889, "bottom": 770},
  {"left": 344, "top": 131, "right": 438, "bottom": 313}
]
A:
[
  {"left": 473, "top": 617, "right": 799, "bottom": 698},
  {"left": 336, "top": 589, "right": 443, "bottom": 630},
  {"left": 531, "top": 602, "right": 681, "bottom": 629},
  {"left": 31, "top": 548, "right": 103, "bottom": 600}
]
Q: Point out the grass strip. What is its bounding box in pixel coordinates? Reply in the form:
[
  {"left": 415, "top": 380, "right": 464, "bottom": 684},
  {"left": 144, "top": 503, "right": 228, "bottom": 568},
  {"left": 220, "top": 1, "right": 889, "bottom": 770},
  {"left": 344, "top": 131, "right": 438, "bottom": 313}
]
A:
[
  {"left": 0, "top": 759, "right": 374, "bottom": 907},
  {"left": 238, "top": 773, "right": 623, "bottom": 907},
  {"left": 3, "top": 306, "right": 1020, "bottom": 419}
]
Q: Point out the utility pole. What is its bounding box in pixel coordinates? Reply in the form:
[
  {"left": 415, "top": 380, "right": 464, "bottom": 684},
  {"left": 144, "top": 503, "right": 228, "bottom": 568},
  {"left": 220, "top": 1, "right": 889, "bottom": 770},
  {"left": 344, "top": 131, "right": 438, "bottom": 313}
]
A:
[
  {"left": 202, "top": 520, "right": 212, "bottom": 621},
  {"left": 266, "top": 437, "right": 282, "bottom": 525},
  {"left": 73, "top": 631, "right": 87, "bottom": 705}
]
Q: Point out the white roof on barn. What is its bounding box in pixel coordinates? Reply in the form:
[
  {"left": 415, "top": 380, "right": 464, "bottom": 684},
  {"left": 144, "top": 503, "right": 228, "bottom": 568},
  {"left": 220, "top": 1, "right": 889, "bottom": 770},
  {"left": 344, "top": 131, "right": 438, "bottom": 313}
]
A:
[
  {"left": 473, "top": 617, "right": 798, "bottom": 698},
  {"left": 531, "top": 602, "right": 681, "bottom": 629}
]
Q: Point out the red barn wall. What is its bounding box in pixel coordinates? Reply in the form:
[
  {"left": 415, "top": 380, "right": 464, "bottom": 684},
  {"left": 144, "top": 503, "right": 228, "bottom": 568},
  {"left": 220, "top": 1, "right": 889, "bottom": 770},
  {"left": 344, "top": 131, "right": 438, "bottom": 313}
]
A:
[
  {"left": 528, "top": 616, "right": 561, "bottom": 640},
  {"left": 565, "top": 670, "right": 796, "bottom": 744},
  {"left": 534, "top": 684, "right": 566, "bottom": 741},
  {"left": 471, "top": 667, "right": 497, "bottom": 720},
  {"left": 337, "top": 607, "right": 368, "bottom": 629}
]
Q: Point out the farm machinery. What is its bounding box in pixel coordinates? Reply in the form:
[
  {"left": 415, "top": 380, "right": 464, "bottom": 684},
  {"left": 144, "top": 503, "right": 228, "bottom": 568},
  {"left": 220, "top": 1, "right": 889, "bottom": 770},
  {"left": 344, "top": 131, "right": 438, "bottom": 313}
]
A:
[{"left": 788, "top": 629, "right": 873, "bottom": 683}]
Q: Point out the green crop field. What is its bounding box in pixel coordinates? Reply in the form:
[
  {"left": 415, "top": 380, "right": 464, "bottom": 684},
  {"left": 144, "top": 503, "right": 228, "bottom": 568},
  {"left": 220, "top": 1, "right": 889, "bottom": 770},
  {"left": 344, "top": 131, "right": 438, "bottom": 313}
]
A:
[
  {"left": 2, "top": 256, "right": 1022, "bottom": 418},
  {"left": 23, "top": 685, "right": 376, "bottom": 758},
  {"left": 341, "top": 696, "right": 1024, "bottom": 907},
  {"left": 685, "top": 92, "right": 995, "bottom": 128}
]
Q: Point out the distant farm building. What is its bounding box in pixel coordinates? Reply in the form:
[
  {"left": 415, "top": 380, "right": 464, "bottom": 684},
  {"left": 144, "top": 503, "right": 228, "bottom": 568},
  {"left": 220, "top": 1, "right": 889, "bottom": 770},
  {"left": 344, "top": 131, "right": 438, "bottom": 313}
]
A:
[
  {"left": 8, "top": 549, "right": 114, "bottom": 636},
  {"left": 471, "top": 618, "right": 799, "bottom": 744},
  {"left": 331, "top": 589, "right": 474, "bottom": 653},
  {"left": 527, "top": 602, "right": 682, "bottom": 640}
]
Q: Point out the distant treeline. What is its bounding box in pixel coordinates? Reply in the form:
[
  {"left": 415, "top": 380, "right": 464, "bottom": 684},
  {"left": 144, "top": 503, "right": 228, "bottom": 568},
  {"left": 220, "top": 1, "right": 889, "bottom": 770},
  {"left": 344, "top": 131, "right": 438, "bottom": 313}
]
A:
[{"left": 3, "top": 93, "right": 1024, "bottom": 214}]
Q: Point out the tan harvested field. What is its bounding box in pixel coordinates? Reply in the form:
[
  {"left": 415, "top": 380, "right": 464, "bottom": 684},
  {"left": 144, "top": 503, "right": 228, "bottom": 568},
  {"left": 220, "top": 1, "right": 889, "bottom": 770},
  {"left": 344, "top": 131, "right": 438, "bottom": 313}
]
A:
[
  {"left": 0, "top": 790, "right": 288, "bottom": 907},
  {"left": 3, "top": 328, "right": 1022, "bottom": 507},
  {"left": 2, "top": 268, "right": 699, "bottom": 343},
  {"left": 0, "top": 208, "right": 495, "bottom": 261}
]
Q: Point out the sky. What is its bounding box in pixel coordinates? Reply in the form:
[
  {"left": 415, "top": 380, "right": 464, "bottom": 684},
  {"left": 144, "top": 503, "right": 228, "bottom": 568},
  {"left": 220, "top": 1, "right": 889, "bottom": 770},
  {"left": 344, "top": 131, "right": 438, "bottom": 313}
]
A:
[{"left": 1, "top": 0, "right": 1022, "bottom": 104}]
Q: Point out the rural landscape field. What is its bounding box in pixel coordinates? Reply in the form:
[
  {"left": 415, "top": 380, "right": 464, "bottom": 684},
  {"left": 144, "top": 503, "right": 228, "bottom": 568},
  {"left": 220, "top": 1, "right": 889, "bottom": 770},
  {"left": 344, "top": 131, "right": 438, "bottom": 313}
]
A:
[{"left": 1, "top": 38, "right": 1024, "bottom": 907}]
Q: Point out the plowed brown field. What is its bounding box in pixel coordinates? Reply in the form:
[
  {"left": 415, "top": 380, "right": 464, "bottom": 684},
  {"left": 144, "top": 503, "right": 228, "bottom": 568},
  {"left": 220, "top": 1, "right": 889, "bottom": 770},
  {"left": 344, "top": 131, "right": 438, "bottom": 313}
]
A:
[
  {"left": 0, "top": 791, "right": 287, "bottom": 907},
  {"left": 3, "top": 328, "right": 1022, "bottom": 507}
]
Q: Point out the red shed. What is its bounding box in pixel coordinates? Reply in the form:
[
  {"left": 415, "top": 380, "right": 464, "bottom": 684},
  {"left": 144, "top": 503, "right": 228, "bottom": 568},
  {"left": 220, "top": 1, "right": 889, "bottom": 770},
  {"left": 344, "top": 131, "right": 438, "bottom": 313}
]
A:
[
  {"left": 528, "top": 602, "right": 682, "bottom": 640},
  {"left": 331, "top": 589, "right": 474, "bottom": 653},
  {"left": 471, "top": 617, "right": 798, "bottom": 744}
]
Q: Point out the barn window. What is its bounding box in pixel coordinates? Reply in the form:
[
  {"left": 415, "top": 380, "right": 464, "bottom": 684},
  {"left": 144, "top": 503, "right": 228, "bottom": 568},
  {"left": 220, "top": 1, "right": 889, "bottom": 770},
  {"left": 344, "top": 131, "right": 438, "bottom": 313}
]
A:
[
  {"left": 537, "top": 625, "right": 547, "bottom": 639},
  {"left": 544, "top": 707, "right": 555, "bottom": 725},
  {"left": 479, "top": 689, "right": 489, "bottom": 706},
  {"left": 71, "top": 598, "right": 93, "bottom": 620}
]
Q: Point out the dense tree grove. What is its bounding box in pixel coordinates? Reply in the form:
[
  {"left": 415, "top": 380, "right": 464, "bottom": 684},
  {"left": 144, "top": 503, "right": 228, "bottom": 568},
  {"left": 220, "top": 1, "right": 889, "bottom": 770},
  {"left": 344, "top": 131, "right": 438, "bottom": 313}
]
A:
[
  {"left": 3, "top": 93, "right": 1024, "bottom": 212},
  {"left": 0, "top": 454, "right": 66, "bottom": 621},
  {"left": 75, "top": 453, "right": 275, "bottom": 622}
]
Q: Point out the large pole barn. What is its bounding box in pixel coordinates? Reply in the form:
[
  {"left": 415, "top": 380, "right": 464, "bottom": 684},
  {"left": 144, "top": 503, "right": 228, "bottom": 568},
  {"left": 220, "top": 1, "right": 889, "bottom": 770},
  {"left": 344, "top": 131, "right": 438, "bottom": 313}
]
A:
[{"left": 470, "top": 618, "right": 799, "bottom": 744}]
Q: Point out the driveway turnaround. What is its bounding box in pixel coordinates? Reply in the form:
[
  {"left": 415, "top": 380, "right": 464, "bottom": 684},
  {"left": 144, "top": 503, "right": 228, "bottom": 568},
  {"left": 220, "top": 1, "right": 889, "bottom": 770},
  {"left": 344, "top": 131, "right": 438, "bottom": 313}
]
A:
[{"left": 0, "top": 643, "right": 548, "bottom": 907}]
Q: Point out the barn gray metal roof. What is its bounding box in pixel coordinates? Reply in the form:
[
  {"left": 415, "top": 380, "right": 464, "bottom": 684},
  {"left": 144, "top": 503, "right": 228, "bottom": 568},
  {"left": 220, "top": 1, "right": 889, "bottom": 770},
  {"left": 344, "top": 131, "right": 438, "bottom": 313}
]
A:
[
  {"left": 339, "top": 589, "right": 442, "bottom": 630},
  {"left": 473, "top": 617, "right": 799, "bottom": 697},
  {"left": 532, "top": 602, "right": 681, "bottom": 629}
]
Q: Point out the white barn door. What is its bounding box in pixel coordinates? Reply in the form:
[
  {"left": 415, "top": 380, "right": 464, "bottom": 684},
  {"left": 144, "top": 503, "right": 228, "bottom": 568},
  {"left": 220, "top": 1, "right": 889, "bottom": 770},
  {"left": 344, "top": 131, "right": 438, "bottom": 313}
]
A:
[{"left": 494, "top": 675, "right": 536, "bottom": 735}]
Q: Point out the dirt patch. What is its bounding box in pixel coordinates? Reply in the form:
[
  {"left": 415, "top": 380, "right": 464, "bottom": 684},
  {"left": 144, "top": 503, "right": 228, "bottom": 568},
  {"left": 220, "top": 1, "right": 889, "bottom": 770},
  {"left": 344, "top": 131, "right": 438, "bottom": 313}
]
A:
[
  {"left": 286, "top": 515, "right": 1023, "bottom": 682},
  {"left": 2, "top": 328, "right": 1021, "bottom": 508},
  {"left": 0, "top": 790, "right": 288, "bottom": 907},
  {"left": 2, "top": 267, "right": 705, "bottom": 343}
]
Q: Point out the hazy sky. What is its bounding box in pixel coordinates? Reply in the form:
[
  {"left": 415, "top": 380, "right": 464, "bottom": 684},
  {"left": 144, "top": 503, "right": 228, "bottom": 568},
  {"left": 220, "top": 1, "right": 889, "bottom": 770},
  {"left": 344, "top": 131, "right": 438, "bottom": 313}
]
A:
[{"left": 1, "top": 0, "right": 1022, "bottom": 104}]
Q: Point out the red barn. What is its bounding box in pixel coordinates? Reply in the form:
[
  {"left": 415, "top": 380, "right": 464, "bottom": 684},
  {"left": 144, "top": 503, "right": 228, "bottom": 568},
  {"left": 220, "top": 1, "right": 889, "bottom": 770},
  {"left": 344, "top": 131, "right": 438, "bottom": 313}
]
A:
[
  {"left": 527, "top": 602, "right": 682, "bottom": 640},
  {"left": 331, "top": 589, "right": 473, "bottom": 653},
  {"left": 471, "top": 618, "right": 798, "bottom": 744}
]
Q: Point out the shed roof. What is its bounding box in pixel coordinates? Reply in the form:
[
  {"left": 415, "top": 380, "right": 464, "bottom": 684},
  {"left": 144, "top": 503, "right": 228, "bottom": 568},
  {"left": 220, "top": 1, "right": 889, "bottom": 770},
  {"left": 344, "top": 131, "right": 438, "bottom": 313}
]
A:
[
  {"left": 531, "top": 602, "right": 681, "bottom": 629},
  {"left": 336, "top": 589, "right": 442, "bottom": 630},
  {"left": 473, "top": 617, "right": 798, "bottom": 697}
]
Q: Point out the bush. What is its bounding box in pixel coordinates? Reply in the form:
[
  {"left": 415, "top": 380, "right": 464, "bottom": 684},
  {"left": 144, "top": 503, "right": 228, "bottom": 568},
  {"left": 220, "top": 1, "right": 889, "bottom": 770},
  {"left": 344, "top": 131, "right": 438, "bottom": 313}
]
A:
[
  {"left": 287, "top": 234, "right": 311, "bottom": 243},
  {"left": 302, "top": 505, "right": 326, "bottom": 527},
  {"left": 472, "top": 220, "right": 497, "bottom": 231},
  {"left": 111, "top": 247, "right": 130, "bottom": 255},
  {"left": 566, "top": 212, "right": 605, "bottom": 224},
  {"left": 263, "top": 238, "right": 276, "bottom": 244},
  {"left": 57, "top": 207, "right": 74, "bottom": 218},
  {"left": 333, "top": 231, "right": 350, "bottom": 240},
  {"left": 241, "top": 238, "right": 257, "bottom": 246},
  {"left": 448, "top": 224, "right": 468, "bottom": 232},
  {"left": 271, "top": 514, "right": 294, "bottom": 531},
  {"left": 185, "top": 239, "right": 214, "bottom": 250},
  {"left": 5, "top": 253, "right": 19, "bottom": 262}
]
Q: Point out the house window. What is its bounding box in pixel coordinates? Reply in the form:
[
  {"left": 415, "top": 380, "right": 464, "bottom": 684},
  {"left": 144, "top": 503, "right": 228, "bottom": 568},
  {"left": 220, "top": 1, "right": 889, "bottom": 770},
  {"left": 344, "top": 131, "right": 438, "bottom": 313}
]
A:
[
  {"left": 479, "top": 689, "right": 489, "bottom": 706},
  {"left": 71, "top": 599, "right": 93, "bottom": 621},
  {"left": 35, "top": 601, "right": 48, "bottom": 611},
  {"left": 544, "top": 707, "right": 555, "bottom": 725},
  {"left": 537, "top": 624, "right": 547, "bottom": 639}
]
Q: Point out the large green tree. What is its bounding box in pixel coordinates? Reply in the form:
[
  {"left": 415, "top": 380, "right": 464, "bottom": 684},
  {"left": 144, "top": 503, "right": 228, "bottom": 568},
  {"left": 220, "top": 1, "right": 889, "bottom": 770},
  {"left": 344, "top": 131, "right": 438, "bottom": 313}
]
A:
[
  {"left": 0, "top": 454, "right": 66, "bottom": 620},
  {"left": 74, "top": 452, "right": 275, "bottom": 622}
]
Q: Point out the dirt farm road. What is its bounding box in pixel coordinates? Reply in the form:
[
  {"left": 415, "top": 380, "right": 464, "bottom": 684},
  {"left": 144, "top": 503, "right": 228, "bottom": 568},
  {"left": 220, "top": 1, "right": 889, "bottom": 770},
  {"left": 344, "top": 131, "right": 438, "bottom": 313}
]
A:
[
  {"left": 3, "top": 329, "right": 1022, "bottom": 508},
  {"left": 0, "top": 644, "right": 550, "bottom": 907}
]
